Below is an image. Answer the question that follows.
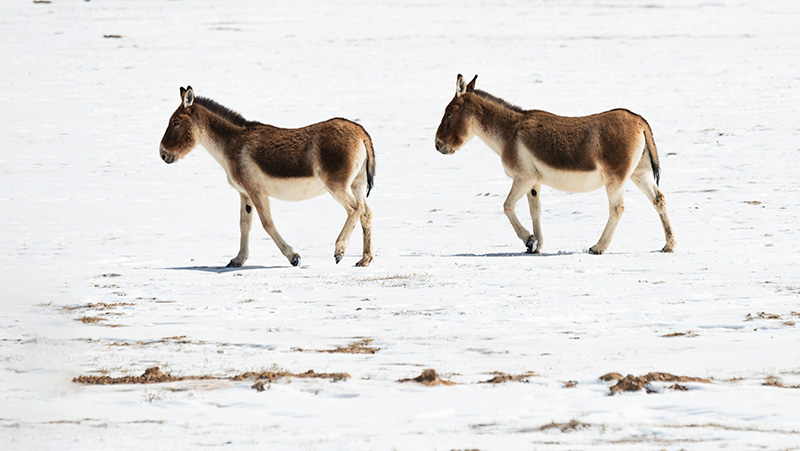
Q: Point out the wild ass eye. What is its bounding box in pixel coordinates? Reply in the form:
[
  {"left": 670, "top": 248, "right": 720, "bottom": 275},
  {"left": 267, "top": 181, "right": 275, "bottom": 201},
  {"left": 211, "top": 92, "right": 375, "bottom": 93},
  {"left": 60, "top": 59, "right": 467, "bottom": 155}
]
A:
[
  {"left": 172, "top": 121, "right": 180, "bottom": 127},
  {"left": 446, "top": 111, "right": 453, "bottom": 118}
]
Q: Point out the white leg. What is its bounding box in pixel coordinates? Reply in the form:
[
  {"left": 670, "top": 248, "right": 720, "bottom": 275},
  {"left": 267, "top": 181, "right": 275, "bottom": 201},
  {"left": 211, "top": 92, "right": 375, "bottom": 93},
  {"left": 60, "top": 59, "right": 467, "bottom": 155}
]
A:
[
  {"left": 590, "top": 183, "right": 625, "bottom": 254},
  {"left": 504, "top": 178, "right": 536, "bottom": 251},
  {"left": 355, "top": 185, "right": 373, "bottom": 267},
  {"left": 227, "top": 193, "right": 253, "bottom": 267},
  {"left": 632, "top": 173, "right": 676, "bottom": 252},
  {"left": 525, "top": 183, "right": 543, "bottom": 253},
  {"left": 328, "top": 186, "right": 362, "bottom": 265},
  {"left": 248, "top": 191, "right": 300, "bottom": 267}
]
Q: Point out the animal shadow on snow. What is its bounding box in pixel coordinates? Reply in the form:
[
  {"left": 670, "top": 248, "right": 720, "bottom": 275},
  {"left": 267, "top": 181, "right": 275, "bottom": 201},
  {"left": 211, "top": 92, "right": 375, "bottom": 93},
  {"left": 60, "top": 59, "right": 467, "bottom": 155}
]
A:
[
  {"left": 448, "top": 251, "right": 581, "bottom": 258},
  {"left": 166, "top": 265, "right": 285, "bottom": 273}
]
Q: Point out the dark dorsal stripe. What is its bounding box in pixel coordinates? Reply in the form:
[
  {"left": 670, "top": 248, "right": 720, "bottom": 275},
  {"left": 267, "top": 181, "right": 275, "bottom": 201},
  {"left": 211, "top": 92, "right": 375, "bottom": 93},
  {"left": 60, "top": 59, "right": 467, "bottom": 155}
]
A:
[
  {"left": 471, "top": 89, "right": 525, "bottom": 113},
  {"left": 194, "top": 96, "right": 252, "bottom": 127}
]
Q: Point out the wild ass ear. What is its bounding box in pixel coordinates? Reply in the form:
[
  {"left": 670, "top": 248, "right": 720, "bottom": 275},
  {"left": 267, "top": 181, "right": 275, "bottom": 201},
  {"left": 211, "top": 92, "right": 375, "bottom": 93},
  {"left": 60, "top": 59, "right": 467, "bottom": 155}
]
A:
[
  {"left": 456, "top": 74, "right": 467, "bottom": 97},
  {"left": 182, "top": 86, "right": 195, "bottom": 108},
  {"left": 466, "top": 75, "right": 477, "bottom": 92}
]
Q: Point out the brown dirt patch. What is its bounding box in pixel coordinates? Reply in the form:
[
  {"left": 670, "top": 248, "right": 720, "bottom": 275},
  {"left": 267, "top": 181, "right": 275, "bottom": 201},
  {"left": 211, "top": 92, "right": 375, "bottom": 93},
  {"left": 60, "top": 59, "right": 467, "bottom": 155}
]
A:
[
  {"left": 398, "top": 369, "right": 455, "bottom": 386},
  {"left": 77, "top": 316, "right": 105, "bottom": 324},
  {"left": 661, "top": 330, "right": 698, "bottom": 338},
  {"left": 539, "top": 419, "right": 591, "bottom": 432},
  {"left": 75, "top": 367, "right": 349, "bottom": 386},
  {"left": 607, "top": 372, "right": 711, "bottom": 395},
  {"left": 746, "top": 312, "right": 782, "bottom": 321},
  {"left": 319, "top": 338, "right": 379, "bottom": 354},
  {"left": 479, "top": 371, "right": 538, "bottom": 384},
  {"left": 563, "top": 380, "right": 577, "bottom": 388},
  {"left": 66, "top": 302, "right": 135, "bottom": 311},
  {"left": 73, "top": 367, "right": 189, "bottom": 385},
  {"left": 232, "top": 369, "right": 350, "bottom": 383},
  {"left": 763, "top": 376, "right": 800, "bottom": 389},
  {"left": 599, "top": 372, "right": 624, "bottom": 382}
]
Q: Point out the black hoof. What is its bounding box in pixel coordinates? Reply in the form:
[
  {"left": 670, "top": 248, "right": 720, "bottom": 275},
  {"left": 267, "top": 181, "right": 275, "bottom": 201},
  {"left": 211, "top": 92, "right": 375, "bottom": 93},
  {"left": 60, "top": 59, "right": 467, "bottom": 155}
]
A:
[
  {"left": 526, "top": 236, "right": 537, "bottom": 254},
  {"left": 290, "top": 255, "right": 301, "bottom": 267},
  {"left": 335, "top": 254, "right": 343, "bottom": 264},
  {"left": 226, "top": 260, "right": 242, "bottom": 268}
]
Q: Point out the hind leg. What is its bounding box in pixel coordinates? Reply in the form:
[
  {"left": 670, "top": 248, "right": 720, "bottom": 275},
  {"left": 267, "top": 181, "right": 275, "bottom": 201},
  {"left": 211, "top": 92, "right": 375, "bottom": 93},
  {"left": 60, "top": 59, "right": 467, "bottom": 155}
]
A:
[
  {"left": 327, "top": 184, "right": 362, "bottom": 265},
  {"left": 631, "top": 172, "right": 676, "bottom": 252},
  {"left": 525, "top": 183, "right": 543, "bottom": 253},
  {"left": 590, "top": 182, "right": 625, "bottom": 254},
  {"left": 353, "top": 178, "right": 373, "bottom": 267},
  {"left": 227, "top": 193, "right": 253, "bottom": 267}
]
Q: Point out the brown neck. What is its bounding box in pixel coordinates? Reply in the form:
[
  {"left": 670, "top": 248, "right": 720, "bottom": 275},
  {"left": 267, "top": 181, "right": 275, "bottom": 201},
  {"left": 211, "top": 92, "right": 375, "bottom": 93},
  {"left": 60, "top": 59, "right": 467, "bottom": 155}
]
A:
[
  {"left": 467, "top": 94, "right": 521, "bottom": 153},
  {"left": 195, "top": 105, "right": 246, "bottom": 149}
]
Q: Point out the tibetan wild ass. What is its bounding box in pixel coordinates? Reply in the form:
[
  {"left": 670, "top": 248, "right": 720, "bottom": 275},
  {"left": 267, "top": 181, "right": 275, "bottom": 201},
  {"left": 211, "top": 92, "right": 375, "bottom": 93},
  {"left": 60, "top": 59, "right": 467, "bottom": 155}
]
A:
[
  {"left": 159, "top": 86, "right": 375, "bottom": 267},
  {"left": 435, "top": 75, "right": 675, "bottom": 254}
]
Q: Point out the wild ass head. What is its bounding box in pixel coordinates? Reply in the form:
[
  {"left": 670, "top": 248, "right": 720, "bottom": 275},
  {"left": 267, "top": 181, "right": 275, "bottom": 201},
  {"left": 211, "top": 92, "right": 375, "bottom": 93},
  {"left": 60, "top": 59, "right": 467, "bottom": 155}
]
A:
[
  {"left": 434, "top": 74, "right": 478, "bottom": 155},
  {"left": 159, "top": 86, "right": 201, "bottom": 164}
]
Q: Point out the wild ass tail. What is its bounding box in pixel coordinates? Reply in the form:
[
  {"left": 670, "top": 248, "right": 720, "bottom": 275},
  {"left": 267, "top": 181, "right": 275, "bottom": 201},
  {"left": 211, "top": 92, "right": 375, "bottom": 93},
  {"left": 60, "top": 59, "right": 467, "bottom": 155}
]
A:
[
  {"left": 642, "top": 123, "right": 661, "bottom": 186},
  {"left": 363, "top": 133, "right": 376, "bottom": 197}
]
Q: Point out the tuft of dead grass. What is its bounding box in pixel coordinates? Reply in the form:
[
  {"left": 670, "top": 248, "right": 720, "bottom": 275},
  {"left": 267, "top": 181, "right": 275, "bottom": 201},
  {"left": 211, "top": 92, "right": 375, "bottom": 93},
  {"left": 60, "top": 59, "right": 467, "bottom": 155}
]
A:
[
  {"left": 599, "top": 372, "right": 624, "bottom": 382},
  {"left": 479, "top": 371, "right": 538, "bottom": 384},
  {"left": 398, "top": 369, "right": 455, "bottom": 386},
  {"left": 606, "top": 372, "right": 711, "bottom": 395},
  {"left": 319, "top": 338, "right": 379, "bottom": 354},
  {"left": 77, "top": 316, "right": 104, "bottom": 324},
  {"left": 661, "top": 330, "right": 698, "bottom": 338},
  {"left": 745, "top": 312, "right": 782, "bottom": 321},
  {"left": 763, "top": 376, "right": 800, "bottom": 389},
  {"left": 74, "top": 367, "right": 349, "bottom": 386},
  {"left": 539, "top": 419, "right": 591, "bottom": 433}
]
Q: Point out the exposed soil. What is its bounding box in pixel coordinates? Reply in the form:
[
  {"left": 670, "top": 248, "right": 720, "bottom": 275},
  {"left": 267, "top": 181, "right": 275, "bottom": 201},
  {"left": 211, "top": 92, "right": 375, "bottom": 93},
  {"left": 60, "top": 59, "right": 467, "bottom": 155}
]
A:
[
  {"left": 539, "top": 419, "right": 591, "bottom": 432},
  {"left": 661, "top": 330, "right": 698, "bottom": 338},
  {"left": 607, "top": 372, "right": 711, "bottom": 395},
  {"left": 599, "top": 372, "right": 624, "bottom": 382},
  {"left": 73, "top": 367, "right": 187, "bottom": 385},
  {"left": 763, "top": 376, "right": 800, "bottom": 389},
  {"left": 319, "top": 338, "right": 379, "bottom": 354},
  {"left": 746, "top": 312, "right": 782, "bottom": 321},
  {"left": 398, "top": 369, "right": 455, "bottom": 386},
  {"left": 233, "top": 369, "right": 350, "bottom": 383},
  {"left": 77, "top": 316, "right": 105, "bottom": 324},
  {"left": 66, "top": 302, "right": 135, "bottom": 311},
  {"left": 74, "top": 367, "right": 349, "bottom": 386},
  {"left": 479, "top": 371, "right": 538, "bottom": 384},
  {"left": 563, "top": 380, "right": 577, "bottom": 388}
]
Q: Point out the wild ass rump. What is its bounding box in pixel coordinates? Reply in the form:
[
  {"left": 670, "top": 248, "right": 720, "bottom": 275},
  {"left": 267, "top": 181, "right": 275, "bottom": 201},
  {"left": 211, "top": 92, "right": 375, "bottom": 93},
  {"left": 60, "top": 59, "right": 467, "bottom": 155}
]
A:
[{"left": 159, "top": 86, "right": 375, "bottom": 267}]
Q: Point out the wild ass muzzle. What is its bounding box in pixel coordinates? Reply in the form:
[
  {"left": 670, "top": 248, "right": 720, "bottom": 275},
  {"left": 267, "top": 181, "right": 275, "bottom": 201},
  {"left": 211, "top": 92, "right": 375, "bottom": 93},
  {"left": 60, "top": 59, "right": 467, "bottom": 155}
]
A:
[
  {"left": 434, "top": 74, "right": 675, "bottom": 254},
  {"left": 159, "top": 86, "right": 375, "bottom": 267}
]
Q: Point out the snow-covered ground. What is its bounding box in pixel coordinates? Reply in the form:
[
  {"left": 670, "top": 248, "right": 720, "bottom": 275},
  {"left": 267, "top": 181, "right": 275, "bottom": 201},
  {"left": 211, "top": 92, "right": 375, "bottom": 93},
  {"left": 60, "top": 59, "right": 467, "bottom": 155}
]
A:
[{"left": 2, "top": 0, "right": 799, "bottom": 449}]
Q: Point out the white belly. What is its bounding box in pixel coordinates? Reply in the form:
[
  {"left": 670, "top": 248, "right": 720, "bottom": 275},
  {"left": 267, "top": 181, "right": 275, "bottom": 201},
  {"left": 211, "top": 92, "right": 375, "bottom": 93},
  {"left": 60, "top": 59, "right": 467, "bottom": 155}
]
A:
[
  {"left": 516, "top": 143, "right": 605, "bottom": 193},
  {"left": 260, "top": 175, "right": 327, "bottom": 201},
  {"left": 537, "top": 165, "right": 605, "bottom": 193}
]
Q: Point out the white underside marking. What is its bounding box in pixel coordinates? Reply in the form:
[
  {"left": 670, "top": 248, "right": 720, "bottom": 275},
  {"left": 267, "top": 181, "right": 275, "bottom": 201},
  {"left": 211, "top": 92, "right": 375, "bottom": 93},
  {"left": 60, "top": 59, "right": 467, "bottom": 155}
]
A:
[
  {"left": 200, "top": 137, "right": 247, "bottom": 192},
  {"left": 259, "top": 175, "right": 327, "bottom": 201},
  {"left": 517, "top": 142, "right": 605, "bottom": 193},
  {"left": 201, "top": 137, "right": 326, "bottom": 201}
]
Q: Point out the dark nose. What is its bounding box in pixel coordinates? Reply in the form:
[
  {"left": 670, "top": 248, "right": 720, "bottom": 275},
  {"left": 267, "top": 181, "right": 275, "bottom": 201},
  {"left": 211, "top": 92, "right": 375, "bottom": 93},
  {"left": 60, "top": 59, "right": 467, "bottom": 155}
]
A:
[
  {"left": 435, "top": 138, "right": 443, "bottom": 152},
  {"left": 159, "top": 144, "right": 174, "bottom": 164}
]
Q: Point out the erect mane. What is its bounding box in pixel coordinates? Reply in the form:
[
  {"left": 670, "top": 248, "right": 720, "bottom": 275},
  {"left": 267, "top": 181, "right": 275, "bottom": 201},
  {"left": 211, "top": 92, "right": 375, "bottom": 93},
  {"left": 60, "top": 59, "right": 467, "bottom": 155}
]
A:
[
  {"left": 194, "top": 96, "right": 253, "bottom": 127},
  {"left": 471, "top": 89, "right": 525, "bottom": 113}
]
